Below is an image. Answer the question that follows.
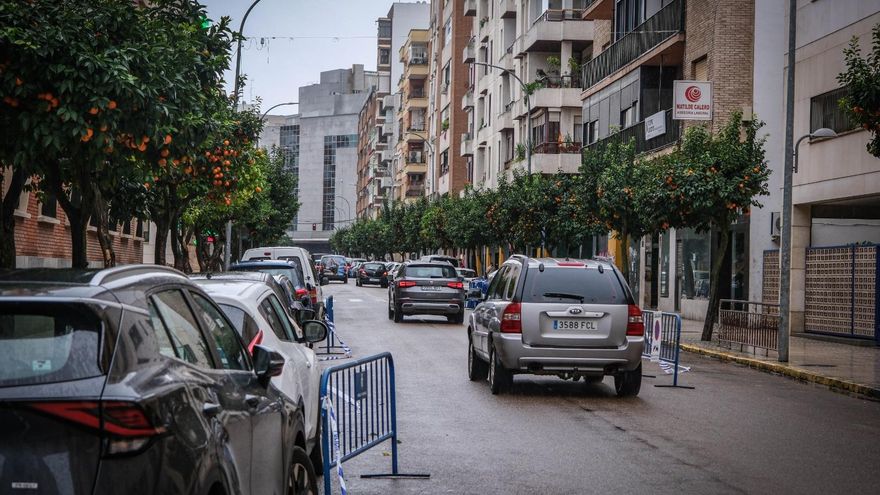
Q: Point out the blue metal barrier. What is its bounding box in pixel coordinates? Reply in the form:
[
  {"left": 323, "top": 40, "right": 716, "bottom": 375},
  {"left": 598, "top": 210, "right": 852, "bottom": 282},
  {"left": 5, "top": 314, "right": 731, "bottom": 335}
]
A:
[
  {"left": 642, "top": 311, "right": 693, "bottom": 389},
  {"left": 318, "top": 296, "right": 352, "bottom": 361},
  {"left": 319, "top": 352, "right": 429, "bottom": 494}
]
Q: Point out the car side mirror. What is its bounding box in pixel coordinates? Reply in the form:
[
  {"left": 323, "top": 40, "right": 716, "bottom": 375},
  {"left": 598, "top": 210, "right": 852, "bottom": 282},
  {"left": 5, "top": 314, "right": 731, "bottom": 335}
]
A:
[
  {"left": 301, "top": 320, "right": 328, "bottom": 343},
  {"left": 252, "top": 344, "right": 284, "bottom": 380},
  {"left": 320, "top": 276, "right": 329, "bottom": 286},
  {"left": 297, "top": 308, "right": 317, "bottom": 324}
]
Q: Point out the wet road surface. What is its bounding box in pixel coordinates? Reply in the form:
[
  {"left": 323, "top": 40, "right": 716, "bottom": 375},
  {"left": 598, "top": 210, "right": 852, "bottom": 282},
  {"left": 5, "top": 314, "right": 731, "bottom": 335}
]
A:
[{"left": 319, "top": 282, "right": 880, "bottom": 495}]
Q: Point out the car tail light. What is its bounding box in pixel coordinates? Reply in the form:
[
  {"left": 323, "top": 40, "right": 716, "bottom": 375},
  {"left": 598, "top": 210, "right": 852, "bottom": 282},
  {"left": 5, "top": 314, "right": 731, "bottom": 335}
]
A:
[
  {"left": 447, "top": 281, "right": 464, "bottom": 289},
  {"left": 398, "top": 280, "right": 416, "bottom": 288},
  {"left": 247, "top": 329, "right": 264, "bottom": 354},
  {"left": 295, "top": 288, "right": 308, "bottom": 298},
  {"left": 29, "top": 400, "right": 164, "bottom": 455},
  {"left": 500, "top": 302, "right": 522, "bottom": 333},
  {"left": 308, "top": 287, "right": 318, "bottom": 305},
  {"left": 360, "top": 269, "right": 367, "bottom": 275},
  {"left": 627, "top": 304, "right": 644, "bottom": 336}
]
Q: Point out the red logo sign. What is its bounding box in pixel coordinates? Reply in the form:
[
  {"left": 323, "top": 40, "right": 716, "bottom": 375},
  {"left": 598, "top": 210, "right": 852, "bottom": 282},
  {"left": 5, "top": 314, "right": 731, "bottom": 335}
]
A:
[{"left": 685, "top": 85, "right": 702, "bottom": 103}]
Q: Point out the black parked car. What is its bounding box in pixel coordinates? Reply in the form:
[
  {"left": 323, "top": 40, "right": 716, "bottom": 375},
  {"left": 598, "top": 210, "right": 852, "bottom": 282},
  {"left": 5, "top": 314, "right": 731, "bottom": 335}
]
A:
[
  {"left": 356, "top": 262, "right": 389, "bottom": 288},
  {"left": 0, "top": 265, "right": 318, "bottom": 495},
  {"left": 388, "top": 262, "right": 466, "bottom": 324}
]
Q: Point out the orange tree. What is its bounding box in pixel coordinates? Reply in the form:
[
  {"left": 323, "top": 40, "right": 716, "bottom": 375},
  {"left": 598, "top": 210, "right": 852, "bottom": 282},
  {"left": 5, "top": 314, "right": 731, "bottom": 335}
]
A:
[
  {"left": 838, "top": 23, "right": 880, "bottom": 157},
  {"left": 0, "top": 0, "right": 235, "bottom": 268},
  {"left": 659, "top": 113, "right": 770, "bottom": 340},
  {"left": 579, "top": 138, "right": 660, "bottom": 282}
]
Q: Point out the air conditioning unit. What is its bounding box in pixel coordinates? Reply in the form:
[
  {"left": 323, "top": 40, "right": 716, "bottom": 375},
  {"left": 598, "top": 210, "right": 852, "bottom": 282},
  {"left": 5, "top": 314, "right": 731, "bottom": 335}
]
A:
[{"left": 771, "top": 211, "right": 782, "bottom": 241}]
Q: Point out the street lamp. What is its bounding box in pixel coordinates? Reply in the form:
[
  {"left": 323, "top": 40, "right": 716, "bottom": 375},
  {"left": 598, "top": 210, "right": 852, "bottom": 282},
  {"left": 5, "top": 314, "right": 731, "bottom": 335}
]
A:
[
  {"left": 261, "top": 102, "right": 298, "bottom": 121},
  {"left": 335, "top": 195, "right": 352, "bottom": 223},
  {"left": 469, "top": 61, "right": 532, "bottom": 174},
  {"left": 778, "top": 126, "right": 838, "bottom": 362},
  {"left": 793, "top": 128, "right": 836, "bottom": 173},
  {"left": 225, "top": 0, "right": 264, "bottom": 271}
]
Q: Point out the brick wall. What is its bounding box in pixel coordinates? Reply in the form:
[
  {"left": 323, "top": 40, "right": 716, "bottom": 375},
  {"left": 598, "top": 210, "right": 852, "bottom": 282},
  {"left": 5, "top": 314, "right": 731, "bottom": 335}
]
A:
[
  {"left": 448, "top": 0, "right": 472, "bottom": 195},
  {"left": 592, "top": 19, "right": 612, "bottom": 59},
  {"left": 684, "top": 0, "right": 755, "bottom": 132},
  {"left": 11, "top": 190, "right": 144, "bottom": 268}
]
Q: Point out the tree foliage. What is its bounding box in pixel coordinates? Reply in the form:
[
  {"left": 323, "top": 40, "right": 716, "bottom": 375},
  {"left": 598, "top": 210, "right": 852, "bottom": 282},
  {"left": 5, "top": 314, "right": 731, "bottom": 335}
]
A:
[{"left": 838, "top": 23, "right": 880, "bottom": 157}]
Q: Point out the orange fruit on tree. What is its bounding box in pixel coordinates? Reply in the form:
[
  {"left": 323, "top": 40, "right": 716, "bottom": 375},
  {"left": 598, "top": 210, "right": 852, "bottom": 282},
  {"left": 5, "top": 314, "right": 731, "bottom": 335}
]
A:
[
  {"left": 164, "top": 135, "right": 172, "bottom": 145},
  {"left": 223, "top": 140, "right": 230, "bottom": 146},
  {"left": 81, "top": 128, "right": 94, "bottom": 142},
  {"left": 158, "top": 159, "right": 167, "bottom": 167},
  {"left": 255, "top": 186, "right": 262, "bottom": 193},
  {"left": 160, "top": 149, "right": 169, "bottom": 157},
  {"left": 107, "top": 100, "right": 117, "bottom": 110},
  {"left": 88, "top": 107, "right": 99, "bottom": 115}
]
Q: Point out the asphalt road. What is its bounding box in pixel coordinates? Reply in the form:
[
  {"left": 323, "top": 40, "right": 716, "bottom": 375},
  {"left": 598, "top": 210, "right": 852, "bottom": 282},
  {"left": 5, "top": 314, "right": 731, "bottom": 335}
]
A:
[{"left": 318, "top": 282, "right": 880, "bottom": 495}]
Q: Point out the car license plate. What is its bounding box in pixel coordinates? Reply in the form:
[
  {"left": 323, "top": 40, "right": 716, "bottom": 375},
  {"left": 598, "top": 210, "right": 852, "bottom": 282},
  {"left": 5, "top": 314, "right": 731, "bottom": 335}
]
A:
[
  {"left": 370, "top": 278, "right": 379, "bottom": 282},
  {"left": 553, "top": 319, "right": 597, "bottom": 331},
  {"left": 420, "top": 286, "right": 440, "bottom": 291}
]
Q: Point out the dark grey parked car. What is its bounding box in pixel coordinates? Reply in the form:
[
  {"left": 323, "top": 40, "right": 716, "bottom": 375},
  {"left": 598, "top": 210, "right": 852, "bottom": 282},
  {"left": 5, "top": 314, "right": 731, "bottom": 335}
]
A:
[
  {"left": 0, "top": 265, "right": 318, "bottom": 494},
  {"left": 388, "top": 262, "right": 466, "bottom": 324},
  {"left": 467, "top": 256, "right": 645, "bottom": 396}
]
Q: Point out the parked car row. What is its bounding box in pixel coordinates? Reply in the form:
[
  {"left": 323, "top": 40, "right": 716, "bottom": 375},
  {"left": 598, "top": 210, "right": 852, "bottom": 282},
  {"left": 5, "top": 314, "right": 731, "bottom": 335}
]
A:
[{"left": 0, "top": 262, "right": 328, "bottom": 495}]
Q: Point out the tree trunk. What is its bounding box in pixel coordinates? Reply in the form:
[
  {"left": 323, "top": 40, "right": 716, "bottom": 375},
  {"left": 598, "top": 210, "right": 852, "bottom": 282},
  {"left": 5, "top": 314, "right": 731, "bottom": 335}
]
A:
[
  {"left": 701, "top": 226, "right": 730, "bottom": 341},
  {"left": 91, "top": 188, "right": 116, "bottom": 268},
  {"left": 67, "top": 208, "right": 89, "bottom": 269},
  {"left": 46, "top": 164, "right": 91, "bottom": 269},
  {"left": 173, "top": 224, "right": 193, "bottom": 273},
  {"left": 0, "top": 167, "right": 25, "bottom": 269},
  {"left": 153, "top": 216, "right": 170, "bottom": 266}
]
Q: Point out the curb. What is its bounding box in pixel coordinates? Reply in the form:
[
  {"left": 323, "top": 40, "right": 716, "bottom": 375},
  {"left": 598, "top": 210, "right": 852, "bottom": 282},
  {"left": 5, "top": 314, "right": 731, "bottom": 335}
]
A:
[{"left": 680, "top": 343, "right": 880, "bottom": 400}]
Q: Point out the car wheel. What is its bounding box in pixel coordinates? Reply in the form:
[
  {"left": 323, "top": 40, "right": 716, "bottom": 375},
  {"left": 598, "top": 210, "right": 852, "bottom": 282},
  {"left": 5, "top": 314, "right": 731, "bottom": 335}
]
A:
[
  {"left": 287, "top": 446, "right": 318, "bottom": 495},
  {"left": 387, "top": 301, "right": 394, "bottom": 320},
  {"left": 468, "top": 338, "right": 488, "bottom": 381},
  {"left": 488, "top": 345, "right": 510, "bottom": 395},
  {"left": 614, "top": 363, "right": 642, "bottom": 397},
  {"left": 380, "top": 281, "right": 388, "bottom": 288},
  {"left": 455, "top": 310, "right": 465, "bottom": 324},
  {"left": 393, "top": 303, "right": 403, "bottom": 323}
]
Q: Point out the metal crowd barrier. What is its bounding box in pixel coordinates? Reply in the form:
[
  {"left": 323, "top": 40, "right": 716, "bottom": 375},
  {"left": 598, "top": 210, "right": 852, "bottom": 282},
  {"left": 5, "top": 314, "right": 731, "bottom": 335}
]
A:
[
  {"left": 319, "top": 352, "right": 429, "bottom": 494},
  {"left": 642, "top": 311, "right": 693, "bottom": 389},
  {"left": 317, "top": 296, "right": 352, "bottom": 361}
]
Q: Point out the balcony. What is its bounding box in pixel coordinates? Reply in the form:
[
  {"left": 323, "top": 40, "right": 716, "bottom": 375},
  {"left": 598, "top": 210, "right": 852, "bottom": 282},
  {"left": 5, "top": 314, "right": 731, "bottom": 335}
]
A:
[
  {"left": 583, "top": 109, "right": 680, "bottom": 155},
  {"left": 515, "top": 86, "right": 582, "bottom": 119},
  {"left": 534, "top": 141, "right": 583, "bottom": 154},
  {"left": 406, "top": 151, "right": 426, "bottom": 164},
  {"left": 532, "top": 152, "right": 582, "bottom": 174},
  {"left": 461, "top": 89, "right": 475, "bottom": 111},
  {"left": 478, "top": 16, "right": 490, "bottom": 42},
  {"left": 522, "top": 10, "right": 592, "bottom": 53},
  {"left": 581, "top": 0, "right": 685, "bottom": 90},
  {"left": 382, "top": 120, "right": 393, "bottom": 136},
  {"left": 500, "top": 0, "right": 516, "bottom": 18},
  {"left": 582, "top": 0, "right": 612, "bottom": 20},
  {"left": 464, "top": 0, "right": 476, "bottom": 17},
  {"left": 405, "top": 184, "right": 425, "bottom": 198},
  {"left": 463, "top": 41, "right": 475, "bottom": 63},
  {"left": 460, "top": 132, "right": 473, "bottom": 157},
  {"left": 499, "top": 103, "right": 514, "bottom": 130}
]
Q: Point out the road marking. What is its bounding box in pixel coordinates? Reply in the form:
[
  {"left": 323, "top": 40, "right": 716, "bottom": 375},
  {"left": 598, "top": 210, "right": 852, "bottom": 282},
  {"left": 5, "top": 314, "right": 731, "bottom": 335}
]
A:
[{"left": 348, "top": 298, "right": 364, "bottom": 302}]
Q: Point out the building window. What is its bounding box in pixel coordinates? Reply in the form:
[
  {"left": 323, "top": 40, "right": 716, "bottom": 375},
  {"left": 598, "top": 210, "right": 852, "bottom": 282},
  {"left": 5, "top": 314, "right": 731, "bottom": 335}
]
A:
[
  {"left": 322, "top": 134, "right": 358, "bottom": 231},
  {"left": 379, "top": 48, "right": 390, "bottom": 66},
  {"left": 443, "top": 63, "right": 451, "bottom": 86},
  {"left": 614, "top": 0, "right": 644, "bottom": 41},
  {"left": 444, "top": 18, "right": 452, "bottom": 46},
  {"left": 810, "top": 86, "right": 856, "bottom": 135},
  {"left": 692, "top": 56, "right": 708, "bottom": 81},
  {"left": 587, "top": 120, "right": 599, "bottom": 144},
  {"left": 40, "top": 193, "right": 57, "bottom": 218},
  {"left": 378, "top": 20, "right": 391, "bottom": 39},
  {"left": 680, "top": 228, "right": 711, "bottom": 300},
  {"left": 122, "top": 219, "right": 131, "bottom": 235},
  {"left": 621, "top": 105, "right": 636, "bottom": 128},
  {"left": 440, "top": 151, "right": 449, "bottom": 176}
]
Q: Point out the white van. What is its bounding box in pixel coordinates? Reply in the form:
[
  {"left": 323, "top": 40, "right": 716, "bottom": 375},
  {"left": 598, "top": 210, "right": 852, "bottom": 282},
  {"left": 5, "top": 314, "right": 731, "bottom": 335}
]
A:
[{"left": 241, "top": 246, "right": 326, "bottom": 315}]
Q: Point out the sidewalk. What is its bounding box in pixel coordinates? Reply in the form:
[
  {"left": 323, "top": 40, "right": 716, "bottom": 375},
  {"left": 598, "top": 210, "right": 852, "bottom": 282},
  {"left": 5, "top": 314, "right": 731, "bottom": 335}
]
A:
[{"left": 679, "top": 318, "right": 880, "bottom": 400}]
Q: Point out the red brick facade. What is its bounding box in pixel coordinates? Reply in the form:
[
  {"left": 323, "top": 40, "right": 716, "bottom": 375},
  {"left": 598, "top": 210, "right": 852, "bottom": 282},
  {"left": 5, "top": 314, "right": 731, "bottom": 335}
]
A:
[{"left": 9, "top": 190, "right": 144, "bottom": 268}]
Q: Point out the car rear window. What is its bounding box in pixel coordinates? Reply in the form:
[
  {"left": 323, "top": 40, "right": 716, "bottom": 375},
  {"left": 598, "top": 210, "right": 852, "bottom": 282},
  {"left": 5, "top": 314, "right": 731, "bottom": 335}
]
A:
[
  {"left": 404, "top": 265, "right": 458, "bottom": 278},
  {"left": 236, "top": 267, "right": 304, "bottom": 287},
  {"left": 520, "top": 267, "right": 627, "bottom": 304},
  {"left": 364, "top": 263, "right": 385, "bottom": 270},
  {"left": 0, "top": 303, "right": 104, "bottom": 387}
]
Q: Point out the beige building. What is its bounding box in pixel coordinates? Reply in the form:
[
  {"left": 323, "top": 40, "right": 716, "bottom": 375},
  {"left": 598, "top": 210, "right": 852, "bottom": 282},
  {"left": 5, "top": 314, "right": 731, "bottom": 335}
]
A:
[
  {"left": 752, "top": 1, "right": 880, "bottom": 342},
  {"left": 465, "top": 0, "right": 593, "bottom": 189},
  {"left": 394, "top": 29, "right": 431, "bottom": 201}
]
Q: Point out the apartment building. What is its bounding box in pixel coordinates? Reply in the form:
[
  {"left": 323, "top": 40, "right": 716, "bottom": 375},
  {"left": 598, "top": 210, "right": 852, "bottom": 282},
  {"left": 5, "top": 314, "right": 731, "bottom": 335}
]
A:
[
  {"left": 395, "top": 29, "right": 431, "bottom": 201},
  {"left": 427, "top": 0, "right": 473, "bottom": 197},
  {"left": 579, "top": 0, "right": 754, "bottom": 319},
  {"left": 750, "top": 1, "right": 880, "bottom": 342},
  {"left": 356, "top": 3, "right": 429, "bottom": 216},
  {"left": 465, "top": 0, "right": 593, "bottom": 189}
]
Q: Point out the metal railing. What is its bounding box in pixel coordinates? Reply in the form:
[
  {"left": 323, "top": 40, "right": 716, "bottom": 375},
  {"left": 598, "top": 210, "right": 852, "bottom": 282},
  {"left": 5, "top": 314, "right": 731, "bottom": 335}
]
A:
[
  {"left": 538, "top": 8, "right": 585, "bottom": 22},
  {"left": 583, "top": 109, "right": 680, "bottom": 155},
  {"left": 642, "top": 311, "right": 692, "bottom": 388},
  {"left": 534, "top": 141, "right": 582, "bottom": 154},
  {"left": 407, "top": 151, "right": 425, "bottom": 163},
  {"left": 581, "top": 0, "right": 684, "bottom": 89},
  {"left": 717, "top": 300, "right": 780, "bottom": 352},
  {"left": 534, "top": 74, "right": 581, "bottom": 89},
  {"left": 810, "top": 86, "right": 856, "bottom": 135}
]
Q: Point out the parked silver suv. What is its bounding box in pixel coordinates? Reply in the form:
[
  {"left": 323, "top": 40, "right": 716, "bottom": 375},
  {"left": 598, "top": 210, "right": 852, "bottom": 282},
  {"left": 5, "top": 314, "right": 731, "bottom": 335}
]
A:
[{"left": 467, "top": 256, "right": 645, "bottom": 396}]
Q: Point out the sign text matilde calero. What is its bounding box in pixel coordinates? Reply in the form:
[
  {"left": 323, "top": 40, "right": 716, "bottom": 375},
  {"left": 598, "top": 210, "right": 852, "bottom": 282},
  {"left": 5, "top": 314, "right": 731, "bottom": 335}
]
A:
[{"left": 672, "top": 80, "right": 713, "bottom": 121}]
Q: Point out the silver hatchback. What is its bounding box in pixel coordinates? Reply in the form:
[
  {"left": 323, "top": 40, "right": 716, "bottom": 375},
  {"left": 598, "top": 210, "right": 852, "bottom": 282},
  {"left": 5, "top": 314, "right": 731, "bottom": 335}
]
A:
[{"left": 467, "top": 256, "right": 645, "bottom": 396}]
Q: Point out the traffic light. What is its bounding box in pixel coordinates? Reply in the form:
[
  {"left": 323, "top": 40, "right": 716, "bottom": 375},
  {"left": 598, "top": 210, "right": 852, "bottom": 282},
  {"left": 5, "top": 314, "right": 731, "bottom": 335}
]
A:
[{"left": 312, "top": 223, "right": 317, "bottom": 231}]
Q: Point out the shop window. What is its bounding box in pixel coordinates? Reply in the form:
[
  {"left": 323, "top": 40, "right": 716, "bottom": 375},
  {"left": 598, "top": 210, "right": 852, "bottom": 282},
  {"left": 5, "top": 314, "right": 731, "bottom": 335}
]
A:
[{"left": 679, "top": 228, "right": 711, "bottom": 300}]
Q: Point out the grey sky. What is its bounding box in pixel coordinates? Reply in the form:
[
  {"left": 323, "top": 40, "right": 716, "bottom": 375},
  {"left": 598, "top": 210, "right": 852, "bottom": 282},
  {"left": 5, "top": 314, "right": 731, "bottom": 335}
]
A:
[{"left": 203, "top": 0, "right": 397, "bottom": 115}]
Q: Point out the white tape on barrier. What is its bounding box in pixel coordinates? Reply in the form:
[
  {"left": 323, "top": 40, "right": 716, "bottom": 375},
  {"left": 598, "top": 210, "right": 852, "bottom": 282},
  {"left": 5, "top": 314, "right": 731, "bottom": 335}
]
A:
[
  {"left": 323, "top": 395, "right": 347, "bottom": 495},
  {"left": 319, "top": 319, "right": 353, "bottom": 362},
  {"left": 658, "top": 361, "right": 691, "bottom": 375}
]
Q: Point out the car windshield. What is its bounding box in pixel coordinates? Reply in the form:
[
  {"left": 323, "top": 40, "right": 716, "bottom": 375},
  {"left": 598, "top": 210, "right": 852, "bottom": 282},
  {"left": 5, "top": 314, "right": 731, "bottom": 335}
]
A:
[
  {"left": 405, "top": 265, "right": 458, "bottom": 278},
  {"left": 0, "top": 303, "right": 104, "bottom": 387},
  {"left": 521, "top": 267, "right": 627, "bottom": 304}
]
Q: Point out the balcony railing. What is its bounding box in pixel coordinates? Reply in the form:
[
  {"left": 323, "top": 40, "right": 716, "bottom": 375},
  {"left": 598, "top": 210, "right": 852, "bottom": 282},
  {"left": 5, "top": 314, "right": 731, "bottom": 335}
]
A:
[
  {"left": 537, "top": 9, "right": 585, "bottom": 22},
  {"left": 534, "top": 74, "right": 581, "bottom": 89},
  {"left": 581, "top": 0, "right": 684, "bottom": 90},
  {"left": 407, "top": 151, "right": 426, "bottom": 163},
  {"left": 534, "top": 141, "right": 583, "bottom": 154},
  {"left": 584, "top": 109, "right": 680, "bottom": 155},
  {"left": 408, "top": 124, "right": 426, "bottom": 132}
]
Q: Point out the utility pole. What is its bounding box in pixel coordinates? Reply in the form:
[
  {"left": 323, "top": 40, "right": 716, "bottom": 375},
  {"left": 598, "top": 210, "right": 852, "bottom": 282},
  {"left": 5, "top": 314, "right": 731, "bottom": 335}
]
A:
[
  {"left": 778, "top": 0, "right": 797, "bottom": 363},
  {"left": 225, "top": 0, "right": 263, "bottom": 270}
]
